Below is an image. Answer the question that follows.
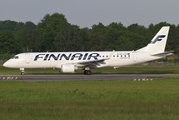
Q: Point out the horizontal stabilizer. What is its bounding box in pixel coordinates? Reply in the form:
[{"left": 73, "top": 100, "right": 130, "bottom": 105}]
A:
[{"left": 151, "top": 51, "right": 173, "bottom": 56}]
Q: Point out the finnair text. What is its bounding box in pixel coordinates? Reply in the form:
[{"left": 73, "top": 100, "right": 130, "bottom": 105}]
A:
[{"left": 34, "top": 53, "right": 99, "bottom": 61}]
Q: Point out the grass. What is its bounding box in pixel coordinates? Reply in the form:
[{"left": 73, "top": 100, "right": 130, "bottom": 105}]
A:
[
  {"left": 148, "top": 75, "right": 179, "bottom": 79},
  {"left": 1, "top": 64, "right": 179, "bottom": 119},
  {"left": 1, "top": 63, "right": 179, "bottom": 75},
  {"left": 1, "top": 80, "right": 179, "bottom": 119}
]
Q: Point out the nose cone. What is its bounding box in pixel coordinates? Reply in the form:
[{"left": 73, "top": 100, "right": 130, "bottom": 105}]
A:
[{"left": 3, "top": 61, "right": 9, "bottom": 67}]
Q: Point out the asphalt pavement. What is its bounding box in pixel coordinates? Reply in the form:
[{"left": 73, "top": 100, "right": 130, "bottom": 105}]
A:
[{"left": 0, "top": 74, "right": 175, "bottom": 82}]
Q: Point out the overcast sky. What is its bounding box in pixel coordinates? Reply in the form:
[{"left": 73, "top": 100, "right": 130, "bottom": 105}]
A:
[{"left": 0, "top": 0, "right": 178, "bottom": 28}]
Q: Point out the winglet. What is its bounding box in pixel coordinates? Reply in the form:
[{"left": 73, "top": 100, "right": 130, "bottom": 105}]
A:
[
  {"left": 109, "top": 50, "right": 115, "bottom": 58},
  {"left": 104, "top": 50, "right": 115, "bottom": 60}
]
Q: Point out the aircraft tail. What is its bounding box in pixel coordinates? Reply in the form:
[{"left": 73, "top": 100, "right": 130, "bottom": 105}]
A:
[{"left": 137, "top": 26, "right": 170, "bottom": 52}]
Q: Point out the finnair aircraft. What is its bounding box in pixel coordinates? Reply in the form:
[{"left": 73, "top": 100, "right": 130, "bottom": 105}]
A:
[{"left": 3, "top": 26, "right": 171, "bottom": 75}]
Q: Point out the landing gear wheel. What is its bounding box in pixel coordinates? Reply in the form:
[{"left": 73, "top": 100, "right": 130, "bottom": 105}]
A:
[
  {"left": 20, "top": 68, "right": 25, "bottom": 75},
  {"left": 84, "top": 70, "right": 87, "bottom": 75},
  {"left": 84, "top": 70, "right": 91, "bottom": 75},
  {"left": 21, "top": 72, "right": 25, "bottom": 75},
  {"left": 86, "top": 70, "right": 91, "bottom": 75}
]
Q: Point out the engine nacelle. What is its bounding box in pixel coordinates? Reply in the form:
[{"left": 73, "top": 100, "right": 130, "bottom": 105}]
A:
[{"left": 61, "top": 64, "right": 78, "bottom": 73}]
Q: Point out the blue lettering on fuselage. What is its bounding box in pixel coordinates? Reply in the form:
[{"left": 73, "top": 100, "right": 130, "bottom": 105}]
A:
[
  {"left": 71, "top": 53, "right": 83, "bottom": 60},
  {"left": 48, "top": 54, "right": 60, "bottom": 61},
  {"left": 34, "top": 53, "right": 100, "bottom": 61},
  {"left": 59, "top": 54, "right": 71, "bottom": 60},
  {"left": 83, "top": 53, "right": 88, "bottom": 60},
  {"left": 44, "top": 54, "right": 49, "bottom": 61},
  {"left": 87, "top": 53, "right": 99, "bottom": 60},
  {"left": 34, "top": 54, "right": 45, "bottom": 61}
]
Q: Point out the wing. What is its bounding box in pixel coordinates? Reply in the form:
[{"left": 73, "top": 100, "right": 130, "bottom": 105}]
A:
[
  {"left": 74, "top": 50, "right": 115, "bottom": 68},
  {"left": 74, "top": 59, "right": 106, "bottom": 68}
]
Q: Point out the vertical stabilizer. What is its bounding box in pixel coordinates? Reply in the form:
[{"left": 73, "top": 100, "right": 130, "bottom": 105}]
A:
[{"left": 137, "top": 26, "right": 170, "bottom": 52}]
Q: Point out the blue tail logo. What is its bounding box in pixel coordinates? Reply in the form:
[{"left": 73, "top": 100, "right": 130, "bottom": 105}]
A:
[{"left": 150, "top": 35, "right": 166, "bottom": 44}]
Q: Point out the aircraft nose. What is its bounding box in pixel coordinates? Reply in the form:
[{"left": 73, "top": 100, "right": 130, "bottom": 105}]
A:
[{"left": 3, "top": 61, "right": 9, "bottom": 67}]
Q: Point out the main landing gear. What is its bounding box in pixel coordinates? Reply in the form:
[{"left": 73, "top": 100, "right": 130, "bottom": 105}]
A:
[
  {"left": 84, "top": 67, "right": 91, "bottom": 75},
  {"left": 84, "top": 70, "right": 91, "bottom": 75},
  {"left": 20, "top": 68, "right": 25, "bottom": 75}
]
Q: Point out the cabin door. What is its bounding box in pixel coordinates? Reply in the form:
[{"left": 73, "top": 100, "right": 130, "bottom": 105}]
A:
[{"left": 25, "top": 53, "right": 30, "bottom": 64}]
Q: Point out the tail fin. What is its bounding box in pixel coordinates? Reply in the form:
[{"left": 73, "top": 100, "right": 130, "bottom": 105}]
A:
[{"left": 137, "top": 26, "right": 170, "bottom": 52}]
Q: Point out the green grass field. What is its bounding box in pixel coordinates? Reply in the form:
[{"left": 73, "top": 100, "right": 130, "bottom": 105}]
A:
[
  {"left": 0, "top": 80, "right": 179, "bottom": 120},
  {"left": 1, "top": 64, "right": 179, "bottom": 119}
]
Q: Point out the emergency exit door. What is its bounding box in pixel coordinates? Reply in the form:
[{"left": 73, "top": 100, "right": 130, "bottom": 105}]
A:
[{"left": 133, "top": 51, "right": 137, "bottom": 62}]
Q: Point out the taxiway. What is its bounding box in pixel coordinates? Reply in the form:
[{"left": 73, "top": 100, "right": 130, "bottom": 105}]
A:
[{"left": 0, "top": 74, "right": 175, "bottom": 82}]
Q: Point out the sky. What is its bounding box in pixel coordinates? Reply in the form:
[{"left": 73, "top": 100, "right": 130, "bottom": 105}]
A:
[{"left": 0, "top": 0, "right": 179, "bottom": 28}]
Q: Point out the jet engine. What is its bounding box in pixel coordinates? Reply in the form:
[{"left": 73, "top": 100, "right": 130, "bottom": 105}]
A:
[{"left": 60, "top": 64, "right": 78, "bottom": 73}]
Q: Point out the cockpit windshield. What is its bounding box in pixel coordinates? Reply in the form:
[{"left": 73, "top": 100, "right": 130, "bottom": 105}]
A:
[{"left": 11, "top": 56, "right": 19, "bottom": 59}]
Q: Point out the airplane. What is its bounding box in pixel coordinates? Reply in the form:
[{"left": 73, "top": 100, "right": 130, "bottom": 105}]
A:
[{"left": 3, "top": 26, "right": 172, "bottom": 75}]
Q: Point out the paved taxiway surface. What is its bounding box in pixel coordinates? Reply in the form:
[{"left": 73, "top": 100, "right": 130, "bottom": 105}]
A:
[{"left": 0, "top": 74, "right": 175, "bottom": 82}]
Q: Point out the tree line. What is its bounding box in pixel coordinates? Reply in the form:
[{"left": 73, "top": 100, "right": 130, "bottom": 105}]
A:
[{"left": 1, "top": 13, "right": 179, "bottom": 60}]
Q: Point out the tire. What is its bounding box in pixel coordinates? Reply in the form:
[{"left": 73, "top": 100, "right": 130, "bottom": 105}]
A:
[
  {"left": 86, "top": 70, "right": 91, "bottom": 75},
  {"left": 21, "top": 72, "right": 25, "bottom": 75},
  {"left": 84, "top": 70, "right": 87, "bottom": 75}
]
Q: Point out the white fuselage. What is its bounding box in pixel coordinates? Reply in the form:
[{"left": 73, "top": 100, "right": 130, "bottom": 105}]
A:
[{"left": 3, "top": 51, "right": 162, "bottom": 69}]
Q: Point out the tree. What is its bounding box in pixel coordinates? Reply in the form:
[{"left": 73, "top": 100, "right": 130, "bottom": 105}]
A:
[
  {"left": 107, "top": 36, "right": 135, "bottom": 51},
  {"left": 87, "top": 33, "right": 104, "bottom": 51},
  {"left": 38, "top": 13, "right": 70, "bottom": 51},
  {"left": 54, "top": 25, "right": 84, "bottom": 52},
  {"left": 165, "top": 24, "right": 179, "bottom": 52},
  {"left": 16, "top": 29, "right": 41, "bottom": 52},
  {"left": 2, "top": 53, "right": 14, "bottom": 60},
  {"left": 108, "top": 22, "right": 126, "bottom": 31},
  {"left": 102, "top": 28, "right": 119, "bottom": 50},
  {"left": 80, "top": 27, "right": 90, "bottom": 51},
  {"left": 24, "top": 21, "right": 37, "bottom": 29},
  {"left": 0, "top": 30, "right": 20, "bottom": 54},
  {"left": 0, "top": 20, "right": 20, "bottom": 32},
  {"left": 0, "top": 20, "right": 37, "bottom": 33},
  {"left": 91, "top": 22, "right": 105, "bottom": 33},
  {"left": 127, "top": 24, "right": 152, "bottom": 46},
  {"left": 88, "top": 23, "right": 108, "bottom": 51},
  {"left": 149, "top": 22, "right": 171, "bottom": 35}
]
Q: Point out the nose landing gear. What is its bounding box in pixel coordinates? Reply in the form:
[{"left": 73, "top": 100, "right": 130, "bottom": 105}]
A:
[{"left": 20, "top": 68, "right": 25, "bottom": 75}]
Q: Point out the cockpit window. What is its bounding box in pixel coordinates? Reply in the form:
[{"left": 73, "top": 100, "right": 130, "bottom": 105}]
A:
[
  {"left": 12, "top": 56, "right": 19, "bottom": 59},
  {"left": 15, "top": 56, "right": 19, "bottom": 59}
]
